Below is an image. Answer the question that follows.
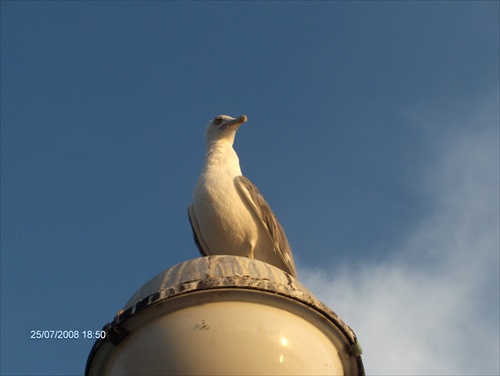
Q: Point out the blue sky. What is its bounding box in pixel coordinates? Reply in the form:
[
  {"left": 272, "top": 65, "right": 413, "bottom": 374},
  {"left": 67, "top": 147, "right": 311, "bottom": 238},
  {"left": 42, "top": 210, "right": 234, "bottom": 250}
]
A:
[{"left": 1, "top": 1, "right": 498, "bottom": 375}]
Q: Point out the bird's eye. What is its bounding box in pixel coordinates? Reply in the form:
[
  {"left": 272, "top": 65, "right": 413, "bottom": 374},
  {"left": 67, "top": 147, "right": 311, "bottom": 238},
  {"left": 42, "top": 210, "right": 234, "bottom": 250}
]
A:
[{"left": 214, "top": 116, "right": 223, "bottom": 125}]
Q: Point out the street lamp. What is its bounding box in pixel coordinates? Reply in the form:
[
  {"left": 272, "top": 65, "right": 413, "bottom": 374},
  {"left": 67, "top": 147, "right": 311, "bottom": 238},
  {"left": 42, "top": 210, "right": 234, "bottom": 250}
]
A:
[{"left": 86, "top": 255, "right": 364, "bottom": 375}]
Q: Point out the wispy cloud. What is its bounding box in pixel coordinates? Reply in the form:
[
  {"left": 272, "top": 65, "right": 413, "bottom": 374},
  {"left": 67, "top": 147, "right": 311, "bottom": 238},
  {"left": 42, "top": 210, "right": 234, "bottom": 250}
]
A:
[{"left": 301, "top": 100, "right": 499, "bottom": 375}]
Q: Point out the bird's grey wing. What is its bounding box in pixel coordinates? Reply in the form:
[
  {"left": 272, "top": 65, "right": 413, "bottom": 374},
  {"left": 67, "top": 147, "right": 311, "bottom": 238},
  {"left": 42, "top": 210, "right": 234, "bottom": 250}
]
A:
[
  {"left": 234, "top": 175, "right": 297, "bottom": 277},
  {"left": 188, "top": 204, "right": 211, "bottom": 256}
]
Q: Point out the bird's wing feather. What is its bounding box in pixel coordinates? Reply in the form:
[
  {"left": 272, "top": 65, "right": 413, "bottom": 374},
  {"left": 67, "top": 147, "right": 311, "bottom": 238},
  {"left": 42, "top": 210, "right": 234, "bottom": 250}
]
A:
[
  {"left": 234, "top": 175, "right": 297, "bottom": 277},
  {"left": 188, "top": 204, "right": 211, "bottom": 256}
]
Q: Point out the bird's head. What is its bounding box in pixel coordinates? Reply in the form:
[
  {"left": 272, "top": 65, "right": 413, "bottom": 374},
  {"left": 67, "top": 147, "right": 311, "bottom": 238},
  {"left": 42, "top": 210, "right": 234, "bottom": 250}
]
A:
[{"left": 205, "top": 114, "right": 247, "bottom": 145}]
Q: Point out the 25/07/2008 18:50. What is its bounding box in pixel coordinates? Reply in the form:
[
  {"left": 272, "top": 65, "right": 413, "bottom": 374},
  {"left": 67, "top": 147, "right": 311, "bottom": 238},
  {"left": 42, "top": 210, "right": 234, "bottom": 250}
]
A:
[{"left": 30, "top": 330, "right": 106, "bottom": 339}]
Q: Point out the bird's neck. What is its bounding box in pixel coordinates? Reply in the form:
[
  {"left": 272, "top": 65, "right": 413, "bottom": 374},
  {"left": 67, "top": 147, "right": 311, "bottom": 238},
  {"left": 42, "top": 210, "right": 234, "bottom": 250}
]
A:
[{"left": 203, "top": 140, "right": 241, "bottom": 176}]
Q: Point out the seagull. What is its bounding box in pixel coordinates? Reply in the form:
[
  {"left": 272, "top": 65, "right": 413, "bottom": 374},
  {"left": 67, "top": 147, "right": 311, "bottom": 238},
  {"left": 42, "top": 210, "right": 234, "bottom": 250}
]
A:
[{"left": 188, "top": 114, "right": 297, "bottom": 277}]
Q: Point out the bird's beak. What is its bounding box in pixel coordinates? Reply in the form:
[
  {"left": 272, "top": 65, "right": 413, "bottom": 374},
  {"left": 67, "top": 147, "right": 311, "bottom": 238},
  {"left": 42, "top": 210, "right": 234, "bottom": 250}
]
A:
[{"left": 226, "top": 115, "right": 247, "bottom": 130}]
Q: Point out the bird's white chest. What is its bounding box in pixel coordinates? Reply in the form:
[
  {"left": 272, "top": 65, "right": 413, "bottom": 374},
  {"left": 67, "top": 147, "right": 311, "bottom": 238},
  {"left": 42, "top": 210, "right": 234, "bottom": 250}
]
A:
[
  {"left": 193, "top": 174, "right": 256, "bottom": 248},
  {"left": 191, "top": 149, "right": 259, "bottom": 255}
]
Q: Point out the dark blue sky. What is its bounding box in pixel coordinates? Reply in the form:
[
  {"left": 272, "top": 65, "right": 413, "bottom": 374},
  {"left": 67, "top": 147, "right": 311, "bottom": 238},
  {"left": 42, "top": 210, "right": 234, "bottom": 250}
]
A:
[{"left": 1, "top": 1, "right": 498, "bottom": 374}]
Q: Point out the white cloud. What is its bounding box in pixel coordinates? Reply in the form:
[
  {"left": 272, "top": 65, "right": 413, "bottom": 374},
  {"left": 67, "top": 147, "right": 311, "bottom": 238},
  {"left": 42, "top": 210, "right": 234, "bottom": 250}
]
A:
[{"left": 301, "top": 102, "right": 499, "bottom": 375}]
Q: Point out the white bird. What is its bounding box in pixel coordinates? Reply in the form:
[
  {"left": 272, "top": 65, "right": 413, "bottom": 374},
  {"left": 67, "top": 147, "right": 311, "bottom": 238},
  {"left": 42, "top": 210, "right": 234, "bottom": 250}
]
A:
[{"left": 188, "top": 114, "right": 297, "bottom": 277}]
